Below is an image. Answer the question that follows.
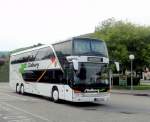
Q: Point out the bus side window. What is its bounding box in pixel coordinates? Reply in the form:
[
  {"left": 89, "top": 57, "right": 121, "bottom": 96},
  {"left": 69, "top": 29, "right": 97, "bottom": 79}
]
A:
[
  {"left": 38, "top": 70, "right": 53, "bottom": 83},
  {"left": 11, "top": 50, "right": 38, "bottom": 64},
  {"left": 53, "top": 40, "right": 72, "bottom": 56},
  {"left": 35, "top": 47, "right": 54, "bottom": 61},
  {"left": 53, "top": 70, "right": 65, "bottom": 84}
]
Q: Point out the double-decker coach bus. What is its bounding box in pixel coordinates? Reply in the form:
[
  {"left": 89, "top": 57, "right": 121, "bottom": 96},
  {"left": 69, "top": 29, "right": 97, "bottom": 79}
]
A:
[{"left": 10, "top": 37, "right": 112, "bottom": 102}]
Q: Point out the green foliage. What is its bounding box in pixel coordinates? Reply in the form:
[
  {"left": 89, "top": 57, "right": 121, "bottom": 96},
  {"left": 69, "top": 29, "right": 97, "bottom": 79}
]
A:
[
  {"left": 0, "top": 61, "right": 9, "bottom": 82},
  {"left": 93, "top": 18, "right": 150, "bottom": 72},
  {"left": 113, "top": 85, "right": 150, "bottom": 90},
  {"left": 0, "top": 51, "right": 9, "bottom": 57},
  {"left": 0, "top": 43, "right": 43, "bottom": 82}
]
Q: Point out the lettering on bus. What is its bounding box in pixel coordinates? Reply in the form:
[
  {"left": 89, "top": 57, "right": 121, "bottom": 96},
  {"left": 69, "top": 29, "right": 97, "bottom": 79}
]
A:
[{"left": 28, "top": 62, "right": 39, "bottom": 69}]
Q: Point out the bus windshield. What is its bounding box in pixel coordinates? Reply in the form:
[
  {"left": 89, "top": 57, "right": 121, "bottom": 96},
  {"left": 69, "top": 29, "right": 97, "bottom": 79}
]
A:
[
  {"left": 73, "top": 63, "right": 109, "bottom": 85},
  {"left": 73, "top": 39, "right": 108, "bottom": 57}
]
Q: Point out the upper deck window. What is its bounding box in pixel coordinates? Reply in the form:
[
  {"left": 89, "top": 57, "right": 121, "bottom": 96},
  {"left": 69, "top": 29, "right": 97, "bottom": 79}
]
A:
[
  {"left": 11, "top": 46, "right": 54, "bottom": 64},
  {"left": 74, "top": 40, "right": 91, "bottom": 54},
  {"left": 35, "top": 47, "right": 54, "bottom": 61},
  {"left": 53, "top": 40, "right": 72, "bottom": 56},
  {"left": 73, "top": 39, "right": 108, "bottom": 57}
]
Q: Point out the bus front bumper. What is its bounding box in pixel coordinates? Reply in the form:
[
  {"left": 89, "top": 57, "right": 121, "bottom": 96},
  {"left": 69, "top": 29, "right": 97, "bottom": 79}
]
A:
[{"left": 72, "top": 92, "right": 110, "bottom": 102}]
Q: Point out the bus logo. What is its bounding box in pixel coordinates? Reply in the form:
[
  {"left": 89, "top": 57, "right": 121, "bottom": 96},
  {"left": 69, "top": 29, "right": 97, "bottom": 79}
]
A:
[{"left": 19, "top": 64, "right": 27, "bottom": 74}]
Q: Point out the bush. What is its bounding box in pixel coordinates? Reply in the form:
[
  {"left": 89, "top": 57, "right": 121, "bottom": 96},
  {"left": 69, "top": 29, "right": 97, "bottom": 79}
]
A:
[
  {"left": 127, "top": 77, "right": 140, "bottom": 86},
  {"left": 112, "top": 76, "right": 119, "bottom": 85},
  {"left": 0, "top": 61, "right": 9, "bottom": 82},
  {"left": 0, "top": 59, "right": 5, "bottom": 65},
  {"left": 112, "top": 76, "right": 140, "bottom": 86}
]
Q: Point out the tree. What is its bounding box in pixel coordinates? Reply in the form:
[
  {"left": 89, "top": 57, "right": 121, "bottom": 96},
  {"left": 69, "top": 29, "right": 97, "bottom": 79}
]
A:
[
  {"left": 0, "top": 58, "right": 5, "bottom": 66},
  {"left": 93, "top": 18, "right": 150, "bottom": 74}
]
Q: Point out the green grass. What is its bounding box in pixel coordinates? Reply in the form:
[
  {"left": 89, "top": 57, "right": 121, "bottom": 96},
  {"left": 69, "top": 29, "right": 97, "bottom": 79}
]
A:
[
  {"left": 133, "top": 85, "right": 150, "bottom": 90},
  {"left": 113, "top": 85, "right": 150, "bottom": 90},
  {"left": 0, "top": 61, "right": 9, "bottom": 82}
]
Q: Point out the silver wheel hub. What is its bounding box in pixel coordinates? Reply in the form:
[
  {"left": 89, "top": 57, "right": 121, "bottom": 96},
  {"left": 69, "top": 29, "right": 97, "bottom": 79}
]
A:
[
  {"left": 21, "top": 86, "right": 24, "bottom": 94},
  {"left": 53, "top": 90, "right": 58, "bottom": 101},
  {"left": 17, "top": 85, "right": 20, "bottom": 93}
]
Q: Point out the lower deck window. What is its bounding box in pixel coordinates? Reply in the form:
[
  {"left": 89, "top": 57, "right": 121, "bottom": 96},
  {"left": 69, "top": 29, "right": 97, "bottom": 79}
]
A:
[{"left": 22, "top": 70, "right": 67, "bottom": 84}]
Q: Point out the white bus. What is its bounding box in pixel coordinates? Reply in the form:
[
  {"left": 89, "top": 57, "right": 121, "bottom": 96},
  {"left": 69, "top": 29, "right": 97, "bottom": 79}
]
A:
[{"left": 10, "top": 37, "right": 112, "bottom": 102}]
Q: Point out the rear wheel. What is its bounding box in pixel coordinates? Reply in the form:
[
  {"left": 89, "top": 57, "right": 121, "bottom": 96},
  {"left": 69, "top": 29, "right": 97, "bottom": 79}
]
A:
[{"left": 16, "top": 84, "right": 20, "bottom": 93}]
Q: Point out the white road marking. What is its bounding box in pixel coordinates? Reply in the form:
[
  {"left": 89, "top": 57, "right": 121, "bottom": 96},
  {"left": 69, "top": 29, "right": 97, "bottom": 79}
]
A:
[
  {"left": 0, "top": 104, "right": 35, "bottom": 122},
  {"left": 0, "top": 92, "right": 38, "bottom": 101},
  {"left": 1, "top": 102, "right": 50, "bottom": 122},
  {"left": 0, "top": 93, "right": 27, "bottom": 101}
]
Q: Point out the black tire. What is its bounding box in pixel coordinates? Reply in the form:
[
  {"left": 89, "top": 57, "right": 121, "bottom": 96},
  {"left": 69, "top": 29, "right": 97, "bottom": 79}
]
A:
[
  {"left": 16, "top": 84, "right": 20, "bottom": 94},
  {"left": 20, "top": 85, "right": 24, "bottom": 95},
  {"left": 52, "top": 88, "right": 59, "bottom": 103}
]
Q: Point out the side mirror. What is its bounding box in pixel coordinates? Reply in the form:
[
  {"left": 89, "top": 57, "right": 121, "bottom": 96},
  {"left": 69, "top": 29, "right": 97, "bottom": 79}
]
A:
[
  {"left": 114, "top": 62, "right": 120, "bottom": 72},
  {"left": 72, "top": 60, "right": 79, "bottom": 70}
]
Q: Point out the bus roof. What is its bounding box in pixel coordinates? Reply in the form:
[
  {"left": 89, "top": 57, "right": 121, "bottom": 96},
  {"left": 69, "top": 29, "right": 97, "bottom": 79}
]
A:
[
  {"left": 51, "top": 37, "right": 104, "bottom": 45},
  {"left": 11, "top": 37, "right": 104, "bottom": 56},
  {"left": 11, "top": 44, "right": 51, "bottom": 56}
]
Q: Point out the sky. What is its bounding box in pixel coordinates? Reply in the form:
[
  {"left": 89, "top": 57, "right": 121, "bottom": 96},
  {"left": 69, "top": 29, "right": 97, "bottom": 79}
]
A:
[{"left": 0, "top": 0, "right": 150, "bottom": 51}]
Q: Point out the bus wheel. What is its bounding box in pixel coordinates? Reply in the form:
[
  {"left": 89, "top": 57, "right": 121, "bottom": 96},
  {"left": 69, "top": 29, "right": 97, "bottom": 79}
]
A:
[
  {"left": 52, "top": 89, "right": 59, "bottom": 102},
  {"left": 20, "top": 85, "right": 24, "bottom": 95},
  {"left": 16, "top": 84, "right": 20, "bottom": 93}
]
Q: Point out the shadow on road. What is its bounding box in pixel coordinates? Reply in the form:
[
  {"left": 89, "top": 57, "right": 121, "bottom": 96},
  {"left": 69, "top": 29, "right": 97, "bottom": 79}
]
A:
[
  {"left": 12, "top": 92, "right": 144, "bottom": 115},
  {"left": 60, "top": 100, "right": 106, "bottom": 108},
  {"left": 18, "top": 92, "right": 107, "bottom": 108}
]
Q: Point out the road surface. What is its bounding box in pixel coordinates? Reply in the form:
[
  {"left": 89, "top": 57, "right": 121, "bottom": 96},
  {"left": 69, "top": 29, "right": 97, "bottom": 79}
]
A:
[{"left": 0, "top": 82, "right": 150, "bottom": 122}]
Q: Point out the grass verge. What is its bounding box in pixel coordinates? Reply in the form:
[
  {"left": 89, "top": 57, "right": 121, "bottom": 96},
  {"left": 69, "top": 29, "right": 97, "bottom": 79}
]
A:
[
  {"left": 113, "top": 84, "right": 150, "bottom": 90},
  {"left": 0, "top": 61, "right": 9, "bottom": 82}
]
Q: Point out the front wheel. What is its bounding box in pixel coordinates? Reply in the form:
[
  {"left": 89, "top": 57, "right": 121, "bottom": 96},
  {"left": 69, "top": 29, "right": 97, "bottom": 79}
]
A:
[{"left": 52, "top": 89, "right": 59, "bottom": 102}]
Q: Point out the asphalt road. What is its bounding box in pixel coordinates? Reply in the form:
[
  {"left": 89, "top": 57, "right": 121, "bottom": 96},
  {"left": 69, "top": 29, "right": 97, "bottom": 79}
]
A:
[{"left": 0, "top": 83, "right": 150, "bottom": 122}]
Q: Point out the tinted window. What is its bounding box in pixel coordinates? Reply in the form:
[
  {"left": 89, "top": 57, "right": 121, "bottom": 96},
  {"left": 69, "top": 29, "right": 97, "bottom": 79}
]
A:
[
  {"left": 74, "top": 63, "right": 109, "bottom": 85},
  {"left": 73, "top": 39, "right": 108, "bottom": 57},
  {"left": 91, "top": 40, "right": 108, "bottom": 57},
  {"left": 74, "top": 40, "right": 91, "bottom": 54},
  {"left": 11, "top": 50, "right": 38, "bottom": 64},
  {"left": 22, "top": 69, "right": 66, "bottom": 84},
  {"left": 53, "top": 41, "right": 72, "bottom": 56},
  {"left": 35, "top": 47, "right": 54, "bottom": 61},
  {"left": 22, "top": 70, "right": 54, "bottom": 83},
  {"left": 11, "top": 47, "right": 54, "bottom": 64},
  {"left": 27, "top": 51, "right": 37, "bottom": 62}
]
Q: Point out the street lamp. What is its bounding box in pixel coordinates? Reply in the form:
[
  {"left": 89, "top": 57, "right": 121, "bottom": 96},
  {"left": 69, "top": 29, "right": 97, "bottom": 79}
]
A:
[{"left": 129, "top": 54, "right": 135, "bottom": 90}]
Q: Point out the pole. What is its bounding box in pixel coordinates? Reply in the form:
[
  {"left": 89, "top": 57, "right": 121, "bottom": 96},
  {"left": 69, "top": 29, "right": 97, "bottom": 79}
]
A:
[
  {"left": 129, "top": 54, "right": 134, "bottom": 90},
  {"left": 131, "top": 59, "right": 133, "bottom": 90}
]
